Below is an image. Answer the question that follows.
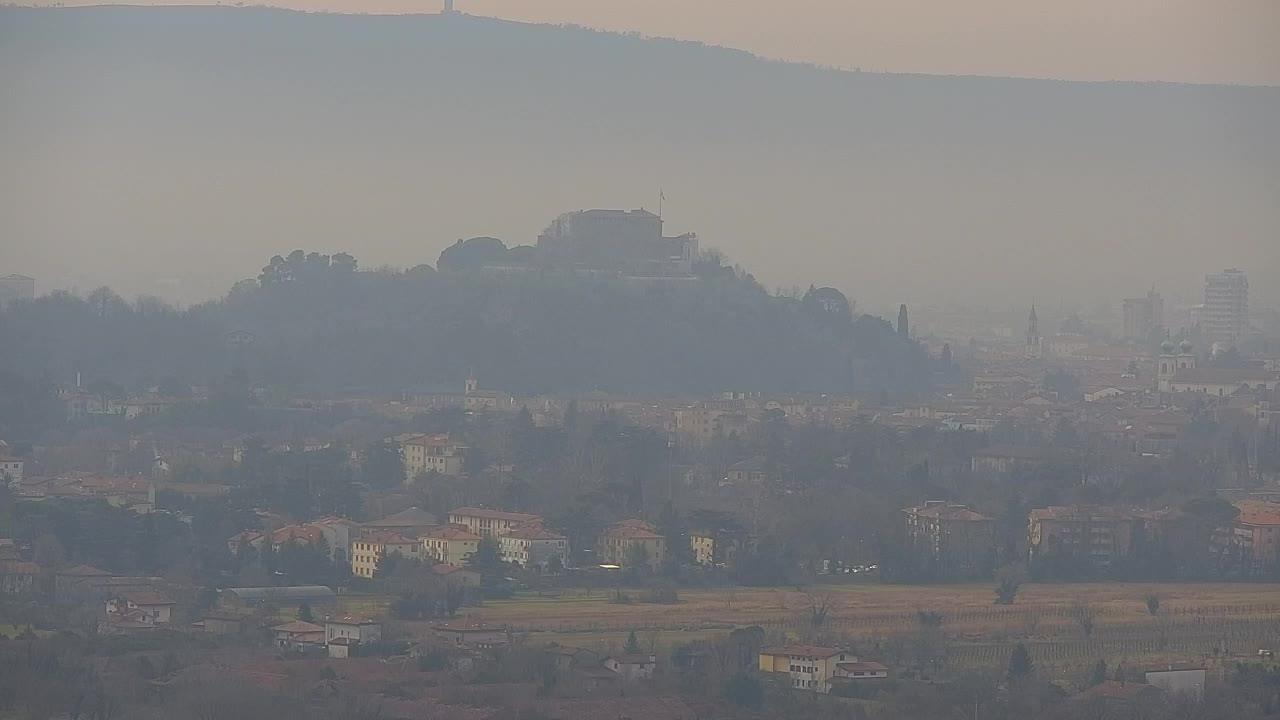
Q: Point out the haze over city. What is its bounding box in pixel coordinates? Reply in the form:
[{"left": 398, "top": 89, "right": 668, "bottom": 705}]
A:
[{"left": 4, "top": 3, "right": 1280, "bottom": 719}]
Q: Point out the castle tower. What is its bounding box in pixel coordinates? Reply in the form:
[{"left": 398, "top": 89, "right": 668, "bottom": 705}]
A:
[{"left": 465, "top": 370, "right": 478, "bottom": 395}]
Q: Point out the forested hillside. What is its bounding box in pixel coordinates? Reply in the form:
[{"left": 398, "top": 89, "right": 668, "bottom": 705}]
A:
[{"left": 0, "top": 252, "right": 930, "bottom": 399}]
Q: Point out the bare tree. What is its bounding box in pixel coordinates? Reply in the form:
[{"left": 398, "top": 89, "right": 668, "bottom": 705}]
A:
[{"left": 1071, "top": 601, "right": 1097, "bottom": 639}]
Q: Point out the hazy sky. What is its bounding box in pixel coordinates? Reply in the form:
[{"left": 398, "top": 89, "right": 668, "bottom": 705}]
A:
[{"left": 55, "top": 0, "right": 1280, "bottom": 85}]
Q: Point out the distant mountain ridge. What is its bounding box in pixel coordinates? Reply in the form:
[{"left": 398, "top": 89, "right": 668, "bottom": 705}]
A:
[{"left": 1, "top": 5, "right": 1277, "bottom": 306}]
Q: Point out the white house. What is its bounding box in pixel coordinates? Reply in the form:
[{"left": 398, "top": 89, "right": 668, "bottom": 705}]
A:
[
  {"left": 1145, "top": 665, "right": 1206, "bottom": 700},
  {"left": 325, "top": 616, "right": 382, "bottom": 645},
  {"left": 0, "top": 457, "right": 23, "bottom": 485},
  {"left": 106, "top": 591, "right": 175, "bottom": 625},
  {"left": 604, "top": 654, "right": 657, "bottom": 682}
]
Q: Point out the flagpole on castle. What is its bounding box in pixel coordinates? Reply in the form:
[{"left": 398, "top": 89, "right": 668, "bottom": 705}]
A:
[{"left": 659, "top": 188, "right": 664, "bottom": 220}]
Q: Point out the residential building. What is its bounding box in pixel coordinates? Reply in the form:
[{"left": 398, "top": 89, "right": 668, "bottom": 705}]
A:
[
  {"left": 498, "top": 525, "right": 569, "bottom": 569},
  {"left": 688, "top": 528, "right": 748, "bottom": 567},
  {"left": 14, "top": 474, "right": 155, "bottom": 513},
  {"left": 200, "top": 613, "right": 249, "bottom": 636},
  {"left": 1028, "top": 506, "right": 1140, "bottom": 569},
  {"left": 431, "top": 563, "right": 480, "bottom": 587},
  {"left": 327, "top": 637, "right": 359, "bottom": 659},
  {"left": 604, "top": 654, "right": 657, "bottom": 682},
  {"left": 1160, "top": 368, "right": 1280, "bottom": 396},
  {"left": 971, "top": 445, "right": 1068, "bottom": 474},
  {"left": 596, "top": 520, "right": 666, "bottom": 570},
  {"left": 350, "top": 531, "right": 420, "bottom": 579},
  {"left": 832, "top": 661, "right": 890, "bottom": 682},
  {"left": 902, "top": 501, "right": 995, "bottom": 579},
  {"left": 272, "top": 620, "right": 325, "bottom": 649},
  {"left": 400, "top": 434, "right": 467, "bottom": 481},
  {"left": 432, "top": 621, "right": 508, "bottom": 648},
  {"left": 312, "top": 516, "right": 357, "bottom": 563},
  {"left": 270, "top": 524, "right": 324, "bottom": 551},
  {"left": 226, "top": 530, "right": 267, "bottom": 555},
  {"left": 1068, "top": 681, "right": 1166, "bottom": 719},
  {"left": 0, "top": 457, "right": 24, "bottom": 485},
  {"left": 758, "top": 646, "right": 856, "bottom": 694},
  {"left": 106, "top": 591, "right": 175, "bottom": 625},
  {"left": 421, "top": 525, "right": 481, "bottom": 567},
  {"left": 359, "top": 507, "right": 439, "bottom": 539},
  {"left": 1225, "top": 502, "right": 1280, "bottom": 573},
  {"left": 0, "top": 274, "right": 35, "bottom": 307},
  {"left": 325, "top": 616, "right": 382, "bottom": 645},
  {"left": 1122, "top": 289, "right": 1164, "bottom": 340},
  {"left": 448, "top": 506, "right": 541, "bottom": 539},
  {"left": 0, "top": 559, "right": 39, "bottom": 595},
  {"left": 725, "top": 458, "right": 768, "bottom": 485},
  {"left": 1202, "top": 269, "right": 1249, "bottom": 347},
  {"left": 1145, "top": 666, "right": 1206, "bottom": 700}
]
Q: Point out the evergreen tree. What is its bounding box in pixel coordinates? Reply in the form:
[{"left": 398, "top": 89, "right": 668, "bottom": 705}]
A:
[
  {"left": 724, "top": 672, "right": 764, "bottom": 708},
  {"left": 1007, "top": 643, "right": 1034, "bottom": 680},
  {"left": 898, "top": 304, "right": 909, "bottom": 337},
  {"left": 1090, "top": 659, "right": 1107, "bottom": 686},
  {"left": 624, "top": 630, "right": 641, "bottom": 654},
  {"left": 298, "top": 601, "right": 314, "bottom": 623}
]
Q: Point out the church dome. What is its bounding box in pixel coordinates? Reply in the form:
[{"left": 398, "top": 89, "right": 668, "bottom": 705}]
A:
[
  {"left": 1160, "top": 340, "right": 1176, "bottom": 354},
  {"left": 1179, "top": 339, "right": 1194, "bottom": 353}
]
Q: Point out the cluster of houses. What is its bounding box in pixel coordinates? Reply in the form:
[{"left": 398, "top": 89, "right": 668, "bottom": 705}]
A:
[
  {"left": 224, "top": 506, "right": 683, "bottom": 580},
  {"left": 756, "top": 641, "right": 1206, "bottom": 715},
  {"left": 903, "top": 496, "right": 1280, "bottom": 578}
]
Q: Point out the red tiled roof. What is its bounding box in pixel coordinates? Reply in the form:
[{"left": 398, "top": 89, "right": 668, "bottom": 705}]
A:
[
  {"left": 359, "top": 531, "right": 418, "bottom": 546},
  {"left": 57, "top": 564, "right": 111, "bottom": 577},
  {"left": 1236, "top": 502, "right": 1280, "bottom": 526},
  {"left": 904, "top": 504, "right": 992, "bottom": 522},
  {"left": 837, "top": 661, "right": 888, "bottom": 672},
  {"left": 272, "top": 620, "right": 325, "bottom": 633},
  {"left": 271, "top": 524, "right": 324, "bottom": 545},
  {"left": 121, "top": 591, "right": 175, "bottom": 606},
  {"left": 502, "top": 525, "right": 565, "bottom": 541},
  {"left": 761, "top": 646, "right": 845, "bottom": 659},
  {"left": 423, "top": 526, "right": 481, "bottom": 541},
  {"left": 1072, "top": 681, "right": 1164, "bottom": 702},
  {"left": 326, "top": 615, "right": 379, "bottom": 626},
  {"left": 0, "top": 560, "right": 40, "bottom": 575},
  {"left": 450, "top": 507, "right": 541, "bottom": 523}
]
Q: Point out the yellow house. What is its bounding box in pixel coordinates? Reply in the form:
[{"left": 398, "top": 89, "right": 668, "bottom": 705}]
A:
[
  {"left": 690, "top": 532, "right": 716, "bottom": 566},
  {"left": 758, "top": 646, "right": 854, "bottom": 693},
  {"left": 421, "top": 526, "right": 482, "bottom": 567},
  {"left": 399, "top": 434, "right": 467, "bottom": 482},
  {"left": 596, "top": 520, "right": 665, "bottom": 570},
  {"left": 350, "top": 532, "right": 420, "bottom": 579},
  {"left": 448, "top": 507, "right": 542, "bottom": 539}
]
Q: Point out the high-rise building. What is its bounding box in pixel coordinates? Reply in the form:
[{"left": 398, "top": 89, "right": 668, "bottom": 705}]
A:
[
  {"left": 0, "top": 274, "right": 35, "bottom": 307},
  {"left": 1202, "top": 269, "right": 1249, "bottom": 347},
  {"left": 1121, "top": 287, "right": 1164, "bottom": 340}
]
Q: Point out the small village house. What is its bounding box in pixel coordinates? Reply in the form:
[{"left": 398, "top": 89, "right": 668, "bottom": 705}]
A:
[
  {"left": 421, "top": 526, "right": 482, "bottom": 567},
  {"left": 272, "top": 620, "right": 326, "bottom": 649},
  {"left": 351, "top": 531, "right": 420, "bottom": 579},
  {"left": 758, "top": 646, "right": 857, "bottom": 694},
  {"left": 448, "top": 506, "right": 542, "bottom": 539}
]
